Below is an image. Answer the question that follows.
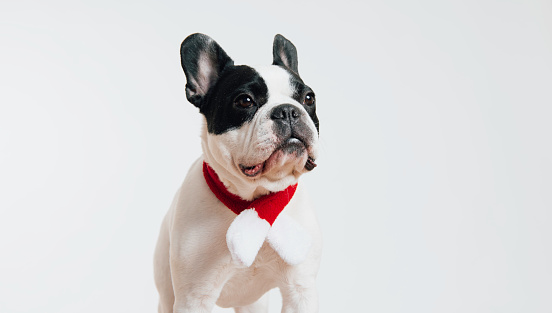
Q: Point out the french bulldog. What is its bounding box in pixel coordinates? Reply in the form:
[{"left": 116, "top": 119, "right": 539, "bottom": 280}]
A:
[{"left": 153, "top": 33, "right": 321, "bottom": 313}]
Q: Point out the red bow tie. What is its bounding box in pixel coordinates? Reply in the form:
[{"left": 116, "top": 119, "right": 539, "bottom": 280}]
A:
[{"left": 202, "top": 161, "right": 297, "bottom": 225}]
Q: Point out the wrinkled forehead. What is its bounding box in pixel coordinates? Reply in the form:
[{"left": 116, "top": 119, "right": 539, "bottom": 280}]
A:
[{"left": 252, "top": 65, "right": 295, "bottom": 101}]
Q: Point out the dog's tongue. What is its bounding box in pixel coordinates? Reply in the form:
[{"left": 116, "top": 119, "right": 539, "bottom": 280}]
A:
[{"left": 305, "top": 157, "right": 317, "bottom": 171}]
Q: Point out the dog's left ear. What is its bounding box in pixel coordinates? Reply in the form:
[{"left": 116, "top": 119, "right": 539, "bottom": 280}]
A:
[
  {"left": 180, "top": 33, "right": 234, "bottom": 108},
  {"left": 272, "top": 34, "right": 299, "bottom": 75}
]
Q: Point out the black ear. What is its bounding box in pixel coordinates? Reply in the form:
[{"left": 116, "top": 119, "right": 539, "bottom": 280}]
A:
[
  {"left": 272, "top": 34, "right": 299, "bottom": 75},
  {"left": 180, "top": 33, "right": 234, "bottom": 108}
]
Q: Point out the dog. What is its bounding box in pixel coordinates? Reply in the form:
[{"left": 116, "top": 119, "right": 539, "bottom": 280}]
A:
[{"left": 153, "top": 33, "right": 321, "bottom": 313}]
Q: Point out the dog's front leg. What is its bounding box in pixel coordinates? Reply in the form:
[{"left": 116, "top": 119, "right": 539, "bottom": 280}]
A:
[
  {"left": 169, "top": 236, "right": 235, "bottom": 313},
  {"left": 279, "top": 279, "right": 319, "bottom": 313},
  {"left": 170, "top": 255, "right": 233, "bottom": 313}
]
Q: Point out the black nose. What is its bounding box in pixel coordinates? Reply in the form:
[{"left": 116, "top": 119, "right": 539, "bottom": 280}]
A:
[{"left": 270, "top": 104, "right": 301, "bottom": 123}]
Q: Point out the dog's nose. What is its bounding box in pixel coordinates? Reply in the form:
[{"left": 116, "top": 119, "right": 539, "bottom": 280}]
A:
[{"left": 270, "top": 104, "right": 301, "bottom": 123}]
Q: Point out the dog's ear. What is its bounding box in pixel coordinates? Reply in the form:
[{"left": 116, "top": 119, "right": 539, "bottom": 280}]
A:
[
  {"left": 180, "top": 33, "right": 234, "bottom": 108},
  {"left": 272, "top": 34, "right": 299, "bottom": 75}
]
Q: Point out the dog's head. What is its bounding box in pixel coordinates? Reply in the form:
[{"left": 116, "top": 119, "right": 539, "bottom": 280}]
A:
[{"left": 180, "top": 33, "right": 319, "bottom": 199}]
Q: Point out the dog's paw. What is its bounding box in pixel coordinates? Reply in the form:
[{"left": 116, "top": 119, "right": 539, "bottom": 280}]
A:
[
  {"left": 226, "top": 208, "right": 271, "bottom": 267},
  {"left": 267, "top": 214, "right": 311, "bottom": 265}
]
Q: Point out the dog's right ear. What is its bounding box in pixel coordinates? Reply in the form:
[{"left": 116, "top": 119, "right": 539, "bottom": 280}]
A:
[{"left": 180, "top": 33, "right": 234, "bottom": 108}]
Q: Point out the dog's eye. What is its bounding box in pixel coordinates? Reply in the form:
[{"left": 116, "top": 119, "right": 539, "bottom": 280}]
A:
[
  {"left": 304, "top": 93, "right": 315, "bottom": 106},
  {"left": 234, "top": 95, "right": 255, "bottom": 108}
]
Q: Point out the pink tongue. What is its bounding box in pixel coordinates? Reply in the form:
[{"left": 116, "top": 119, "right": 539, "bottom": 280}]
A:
[{"left": 244, "top": 164, "right": 262, "bottom": 176}]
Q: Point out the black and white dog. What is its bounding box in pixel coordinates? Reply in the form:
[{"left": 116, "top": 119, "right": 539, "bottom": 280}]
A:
[{"left": 154, "top": 33, "right": 321, "bottom": 313}]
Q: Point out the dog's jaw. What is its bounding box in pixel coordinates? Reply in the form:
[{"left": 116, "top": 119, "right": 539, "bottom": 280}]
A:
[{"left": 201, "top": 119, "right": 308, "bottom": 201}]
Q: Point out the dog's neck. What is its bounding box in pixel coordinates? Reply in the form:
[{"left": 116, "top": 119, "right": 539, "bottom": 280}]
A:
[{"left": 201, "top": 155, "right": 271, "bottom": 201}]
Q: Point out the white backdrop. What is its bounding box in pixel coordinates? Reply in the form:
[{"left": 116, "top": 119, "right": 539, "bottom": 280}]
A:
[{"left": 1, "top": 0, "right": 551, "bottom": 312}]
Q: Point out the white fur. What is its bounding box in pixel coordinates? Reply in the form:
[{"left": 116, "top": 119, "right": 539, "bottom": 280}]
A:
[
  {"left": 226, "top": 209, "right": 271, "bottom": 267},
  {"left": 154, "top": 65, "right": 321, "bottom": 313}
]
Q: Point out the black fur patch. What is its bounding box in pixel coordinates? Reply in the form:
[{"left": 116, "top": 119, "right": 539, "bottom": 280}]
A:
[
  {"left": 200, "top": 66, "right": 269, "bottom": 135},
  {"left": 180, "top": 33, "right": 234, "bottom": 108}
]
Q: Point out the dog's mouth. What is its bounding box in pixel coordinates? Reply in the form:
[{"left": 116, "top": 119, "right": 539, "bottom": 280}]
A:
[
  {"left": 239, "top": 163, "right": 264, "bottom": 177},
  {"left": 239, "top": 138, "right": 317, "bottom": 178}
]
